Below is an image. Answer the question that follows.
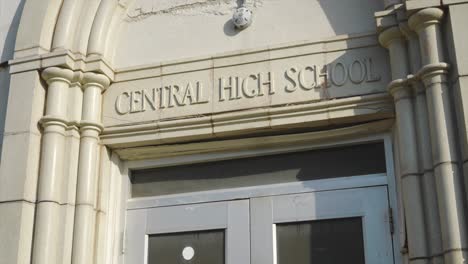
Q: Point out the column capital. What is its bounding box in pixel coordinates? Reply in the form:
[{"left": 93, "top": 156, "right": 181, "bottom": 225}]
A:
[
  {"left": 82, "top": 71, "right": 110, "bottom": 91},
  {"left": 41, "top": 67, "right": 74, "bottom": 85},
  {"left": 378, "top": 26, "right": 404, "bottom": 49},
  {"left": 399, "top": 22, "right": 418, "bottom": 39},
  {"left": 388, "top": 79, "right": 412, "bottom": 100},
  {"left": 408, "top": 8, "right": 444, "bottom": 32},
  {"left": 418, "top": 62, "right": 450, "bottom": 80}
]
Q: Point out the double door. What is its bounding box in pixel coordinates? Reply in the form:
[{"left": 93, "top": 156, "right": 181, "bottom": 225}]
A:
[{"left": 125, "top": 186, "right": 394, "bottom": 264}]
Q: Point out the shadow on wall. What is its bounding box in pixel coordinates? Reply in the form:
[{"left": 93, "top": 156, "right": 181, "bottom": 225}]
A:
[
  {"left": 316, "top": 0, "right": 384, "bottom": 36},
  {"left": 223, "top": 0, "right": 384, "bottom": 37},
  {"left": 0, "top": 0, "right": 26, "bottom": 161}
]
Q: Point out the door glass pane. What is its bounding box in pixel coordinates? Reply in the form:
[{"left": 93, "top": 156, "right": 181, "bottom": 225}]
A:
[
  {"left": 132, "top": 142, "right": 386, "bottom": 197},
  {"left": 148, "top": 229, "right": 225, "bottom": 264},
  {"left": 276, "top": 217, "right": 365, "bottom": 264}
]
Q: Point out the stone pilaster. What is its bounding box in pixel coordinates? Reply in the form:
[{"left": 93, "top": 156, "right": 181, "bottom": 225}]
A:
[
  {"left": 379, "top": 26, "right": 429, "bottom": 264},
  {"left": 33, "top": 67, "right": 74, "bottom": 264},
  {"left": 409, "top": 7, "right": 468, "bottom": 263},
  {"left": 71, "top": 72, "right": 110, "bottom": 264},
  {"left": 401, "top": 22, "right": 444, "bottom": 264}
]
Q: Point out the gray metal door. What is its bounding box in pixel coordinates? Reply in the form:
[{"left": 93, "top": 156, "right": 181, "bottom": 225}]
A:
[
  {"left": 126, "top": 186, "right": 394, "bottom": 264},
  {"left": 125, "top": 200, "right": 250, "bottom": 264},
  {"left": 251, "top": 186, "right": 394, "bottom": 264}
]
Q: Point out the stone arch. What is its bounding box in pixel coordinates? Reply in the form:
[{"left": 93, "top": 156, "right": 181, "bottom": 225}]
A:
[{"left": 14, "top": 0, "right": 134, "bottom": 66}]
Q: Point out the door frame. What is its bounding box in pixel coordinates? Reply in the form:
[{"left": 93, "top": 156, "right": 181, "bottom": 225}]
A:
[{"left": 119, "top": 133, "right": 401, "bottom": 264}]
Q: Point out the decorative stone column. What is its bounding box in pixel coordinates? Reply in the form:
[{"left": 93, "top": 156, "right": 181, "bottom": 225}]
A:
[
  {"left": 401, "top": 23, "right": 443, "bottom": 264},
  {"left": 71, "top": 72, "right": 110, "bottom": 264},
  {"left": 33, "top": 67, "right": 74, "bottom": 264},
  {"left": 409, "top": 8, "right": 468, "bottom": 263},
  {"left": 379, "top": 26, "right": 429, "bottom": 264}
]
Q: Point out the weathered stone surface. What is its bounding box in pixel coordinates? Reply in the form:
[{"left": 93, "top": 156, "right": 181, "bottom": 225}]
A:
[{"left": 103, "top": 43, "right": 390, "bottom": 129}]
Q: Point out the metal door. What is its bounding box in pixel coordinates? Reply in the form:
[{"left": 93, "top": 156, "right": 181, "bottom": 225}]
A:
[
  {"left": 251, "top": 186, "right": 394, "bottom": 264},
  {"left": 125, "top": 200, "right": 250, "bottom": 264}
]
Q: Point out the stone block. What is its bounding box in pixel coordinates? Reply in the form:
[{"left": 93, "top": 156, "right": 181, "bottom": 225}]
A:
[
  {"left": 452, "top": 76, "right": 468, "bottom": 159},
  {"left": 0, "top": 132, "right": 41, "bottom": 202},
  {"left": 160, "top": 69, "right": 213, "bottom": 120},
  {"left": 212, "top": 60, "right": 272, "bottom": 113},
  {"left": 406, "top": 0, "right": 440, "bottom": 10},
  {"left": 0, "top": 201, "right": 35, "bottom": 264},
  {"left": 103, "top": 77, "right": 162, "bottom": 127},
  {"left": 4, "top": 71, "right": 45, "bottom": 135},
  {"left": 448, "top": 4, "right": 468, "bottom": 76}
]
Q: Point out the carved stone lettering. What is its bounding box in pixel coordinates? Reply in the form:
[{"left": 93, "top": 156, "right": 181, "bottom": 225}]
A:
[
  {"left": 331, "top": 62, "right": 347, "bottom": 87},
  {"left": 114, "top": 56, "right": 381, "bottom": 115},
  {"left": 298, "top": 66, "right": 316, "bottom": 90},
  {"left": 349, "top": 60, "right": 366, "bottom": 84},
  {"left": 284, "top": 67, "right": 298, "bottom": 93}
]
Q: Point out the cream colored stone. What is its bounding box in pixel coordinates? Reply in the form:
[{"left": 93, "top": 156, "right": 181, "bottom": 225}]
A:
[
  {"left": 51, "top": 0, "right": 84, "bottom": 51},
  {"left": 33, "top": 202, "right": 69, "bottom": 264},
  {"left": 158, "top": 117, "right": 214, "bottom": 144},
  {"left": 72, "top": 71, "right": 110, "bottom": 264},
  {"left": 405, "top": 0, "right": 440, "bottom": 11},
  {"left": 32, "top": 67, "right": 74, "bottom": 264},
  {"left": 325, "top": 48, "right": 390, "bottom": 98},
  {"left": 453, "top": 76, "right": 468, "bottom": 184},
  {"left": 105, "top": 41, "right": 391, "bottom": 132},
  {"left": 0, "top": 201, "right": 35, "bottom": 264},
  {"left": 268, "top": 41, "right": 323, "bottom": 61},
  {"left": 14, "top": 0, "right": 62, "bottom": 58},
  {"left": 4, "top": 71, "right": 46, "bottom": 135},
  {"left": 447, "top": 4, "right": 468, "bottom": 76},
  {"left": 161, "top": 58, "right": 213, "bottom": 76},
  {"left": 4, "top": 1, "right": 468, "bottom": 264},
  {"left": 212, "top": 49, "right": 270, "bottom": 68},
  {"left": 212, "top": 108, "right": 270, "bottom": 136},
  {"left": 115, "top": 119, "right": 394, "bottom": 161},
  {"left": 60, "top": 204, "right": 76, "bottom": 264},
  {"left": 94, "top": 147, "right": 114, "bottom": 264},
  {"left": 268, "top": 53, "right": 325, "bottom": 106},
  {"left": 102, "top": 93, "right": 394, "bottom": 148},
  {"left": 160, "top": 69, "right": 213, "bottom": 120},
  {"left": 405, "top": 26, "right": 444, "bottom": 262},
  {"left": 0, "top": 132, "right": 41, "bottom": 202},
  {"left": 63, "top": 129, "right": 80, "bottom": 204},
  {"left": 70, "top": 1, "right": 101, "bottom": 57},
  {"left": 114, "top": 0, "right": 384, "bottom": 68},
  {"left": 103, "top": 77, "right": 162, "bottom": 127},
  {"left": 212, "top": 60, "right": 272, "bottom": 113},
  {"left": 0, "top": 69, "right": 7, "bottom": 155},
  {"left": 327, "top": 94, "right": 394, "bottom": 124},
  {"left": 66, "top": 81, "right": 83, "bottom": 124},
  {"left": 379, "top": 25, "right": 429, "bottom": 262},
  {"left": 87, "top": 0, "right": 117, "bottom": 56},
  {"left": 102, "top": 126, "right": 164, "bottom": 148},
  {"left": 409, "top": 7, "right": 468, "bottom": 262},
  {"left": 0, "top": 0, "right": 22, "bottom": 63}
]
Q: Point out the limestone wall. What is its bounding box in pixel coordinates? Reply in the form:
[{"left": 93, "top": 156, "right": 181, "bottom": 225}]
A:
[{"left": 0, "top": 0, "right": 23, "bottom": 160}]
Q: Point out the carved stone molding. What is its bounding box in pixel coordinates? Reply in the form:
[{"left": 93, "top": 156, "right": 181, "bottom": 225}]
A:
[
  {"left": 377, "top": 22, "right": 431, "bottom": 262},
  {"left": 408, "top": 6, "right": 468, "bottom": 264},
  {"left": 378, "top": 26, "right": 405, "bottom": 48},
  {"left": 41, "top": 66, "right": 74, "bottom": 85},
  {"left": 408, "top": 7, "right": 444, "bottom": 32},
  {"left": 82, "top": 72, "right": 111, "bottom": 91},
  {"left": 9, "top": 51, "right": 115, "bottom": 81}
]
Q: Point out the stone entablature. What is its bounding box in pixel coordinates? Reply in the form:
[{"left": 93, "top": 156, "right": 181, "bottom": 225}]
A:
[
  {"left": 100, "top": 33, "right": 393, "bottom": 147},
  {"left": 6, "top": 29, "right": 395, "bottom": 148}
]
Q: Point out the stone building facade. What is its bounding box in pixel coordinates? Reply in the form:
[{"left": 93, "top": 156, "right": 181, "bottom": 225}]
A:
[{"left": 1, "top": 0, "right": 468, "bottom": 263}]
